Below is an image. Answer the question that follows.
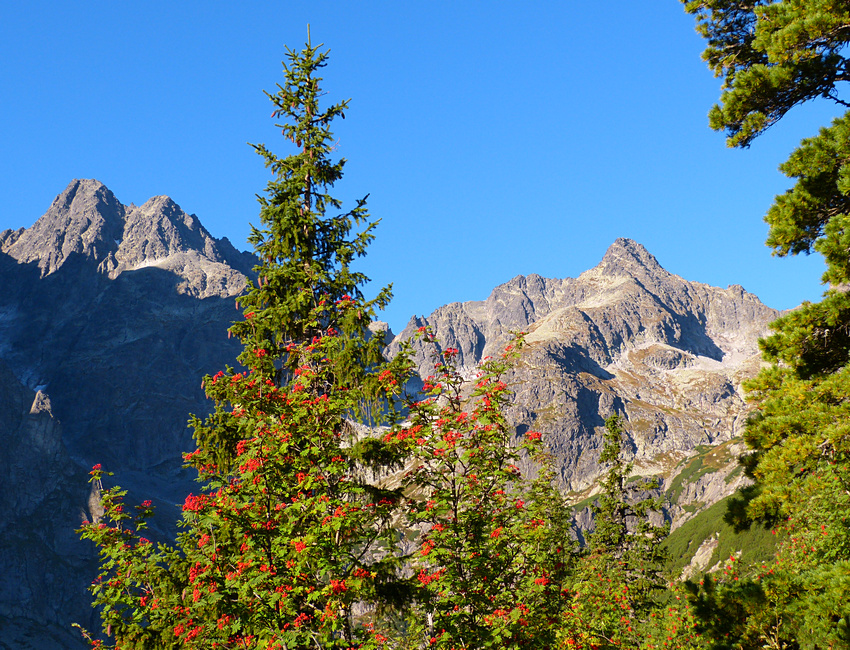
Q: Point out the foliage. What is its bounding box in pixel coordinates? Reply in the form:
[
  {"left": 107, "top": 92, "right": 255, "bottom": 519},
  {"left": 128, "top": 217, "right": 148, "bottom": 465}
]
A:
[
  {"left": 79, "top": 25, "right": 809, "bottom": 650},
  {"left": 77, "top": 40, "right": 411, "bottom": 649},
  {"left": 557, "top": 416, "right": 682, "bottom": 649},
  {"left": 77, "top": 39, "right": 585, "bottom": 650},
  {"left": 682, "top": 0, "right": 850, "bottom": 149},
  {"left": 393, "top": 332, "right": 575, "bottom": 649},
  {"left": 683, "top": 1, "right": 850, "bottom": 645},
  {"left": 698, "top": 458, "right": 850, "bottom": 647},
  {"left": 742, "top": 363, "right": 850, "bottom": 525},
  {"left": 637, "top": 586, "right": 705, "bottom": 650},
  {"left": 80, "top": 328, "right": 411, "bottom": 649},
  {"left": 684, "top": 0, "right": 850, "bottom": 542},
  {"left": 238, "top": 39, "right": 390, "bottom": 348},
  {"left": 687, "top": 544, "right": 850, "bottom": 648},
  {"left": 557, "top": 556, "right": 707, "bottom": 650},
  {"left": 588, "top": 416, "right": 669, "bottom": 604}
]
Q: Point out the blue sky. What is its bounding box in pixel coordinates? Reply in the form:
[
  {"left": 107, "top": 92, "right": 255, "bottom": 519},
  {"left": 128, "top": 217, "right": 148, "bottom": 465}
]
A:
[{"left": 1, "top": 1, "right": 840, "bottom": 332}]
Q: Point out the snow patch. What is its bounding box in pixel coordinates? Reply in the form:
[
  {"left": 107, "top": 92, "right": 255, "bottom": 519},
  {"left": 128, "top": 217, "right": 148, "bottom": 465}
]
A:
[{"left": 128, "top": 255, "right": 173, "bottom": 271}]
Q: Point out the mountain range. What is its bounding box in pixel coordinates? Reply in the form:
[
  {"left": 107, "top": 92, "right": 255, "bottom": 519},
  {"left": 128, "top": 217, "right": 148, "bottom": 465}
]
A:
[{"left": 0, "top": 180, "right": 778, "bottom": 648}]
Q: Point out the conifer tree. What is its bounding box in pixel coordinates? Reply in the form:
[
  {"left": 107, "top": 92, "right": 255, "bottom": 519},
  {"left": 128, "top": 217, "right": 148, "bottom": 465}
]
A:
[
  {"left": 587, "top": 416, "right": 668, "bottom": 602},
  {"left": 682, "top": 2, "right": 850, "bottom": 644},
  {"left": 557, "top": 416, "right": 673, "bottom": 649},
  {"left": 77, "top": 40, "right": 412, "bottom": 650},
  {"left": 682, "top": 0, "right": 850, "bottom": 149}
]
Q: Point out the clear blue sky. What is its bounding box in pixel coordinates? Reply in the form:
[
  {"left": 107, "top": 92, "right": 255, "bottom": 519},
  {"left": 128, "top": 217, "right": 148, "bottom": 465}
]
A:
[{"left": 1, "top": 1, "right": 839, "bottom": 333}]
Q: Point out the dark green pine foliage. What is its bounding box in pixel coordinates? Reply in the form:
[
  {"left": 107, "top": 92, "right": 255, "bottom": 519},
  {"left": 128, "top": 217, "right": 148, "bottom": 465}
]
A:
[
  {"left": 682, "top": 2, "right": 850, "bottom": 646},
  {"left": 234, "top": 39, "right": 391, "bottom": 381},
  {"left": 251, "top": 39, "right": 385, "bottom": 323},
  {"left": 587, "top": 415, "right": 669, "bottom": 609},
  {"left": 682, "top": 0, "right": 850, "bottom": 538},
  {"left": 682, "top": 0, "right": 850, "bottom": 148}
]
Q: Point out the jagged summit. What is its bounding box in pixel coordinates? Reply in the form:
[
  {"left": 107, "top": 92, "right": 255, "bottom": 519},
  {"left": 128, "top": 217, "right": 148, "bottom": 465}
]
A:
[
  {"left": 389, "top": 238, "right": 779, "bottom": 491},
  {"left": 1, "top": 179, "right": 256, "bottom": 298},
  {"left": 598, "top": 238, "right": 667, "bottom": 274},
  {"left": 1, "top": 179, "right": 124, "bottom": 276},
  {"left": 110, "top": 193, "right": 232, "bottom": 272},
  {"left": 392, "top": 237, "right": 738, "bottom": 368},
  {"left": 581, "top": 238, "right": 671, "bottom": 287}
]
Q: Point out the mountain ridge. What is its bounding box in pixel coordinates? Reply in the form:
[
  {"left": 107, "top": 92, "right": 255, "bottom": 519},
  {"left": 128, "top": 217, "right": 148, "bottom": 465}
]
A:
[
  {"left": 391, "top": 237, "right": 773, "bottom": 372},
  {"left": 0, "top": 180, "right": 777, "bottom": 648},
  {"left": 1, "top": 179, "right": 255, "bottom": 298},
  {"left": 390, "top": 237, "right": 777, "bottom": 492}
]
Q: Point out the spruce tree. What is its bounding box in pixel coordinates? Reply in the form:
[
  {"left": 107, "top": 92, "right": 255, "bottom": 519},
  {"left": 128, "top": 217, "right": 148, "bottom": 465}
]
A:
[
  {"left": 77, "top": 40, "right": 412, "bottom": 650},
  {"left": 557, "top": 416, "right": 672, "bottom": 649},
  {"left": 587, "top": 416, "right": 668, "bottom": 602}
]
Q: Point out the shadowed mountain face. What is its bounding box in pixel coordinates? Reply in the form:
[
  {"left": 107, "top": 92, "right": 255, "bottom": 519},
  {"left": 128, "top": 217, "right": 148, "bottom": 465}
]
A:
[
  {"left": 0, "top": 180, "right": 254, "bottom": 649},
  {"left": 0, "top": 181, "right": 777, "bottom": 647}
]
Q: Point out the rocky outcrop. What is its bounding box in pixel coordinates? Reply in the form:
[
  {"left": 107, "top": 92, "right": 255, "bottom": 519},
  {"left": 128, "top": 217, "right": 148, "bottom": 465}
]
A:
[
  {"left": 0, "top": 359, "right": 95, "bottom": 650},
  {"left": 2, "top": 180, "right": 126, "bottom": 277}
]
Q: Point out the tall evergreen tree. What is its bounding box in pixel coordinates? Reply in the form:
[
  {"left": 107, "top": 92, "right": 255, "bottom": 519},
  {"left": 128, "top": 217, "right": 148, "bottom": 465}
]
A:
[
  {"left": 587, "top": 416, "right": 668, "bottom": 602},
  {"left": 557, "top": 416, "right": 673, "bottom": 649},
  {"left": 77, "top": 40, "right": 411, "bottom": 650}
]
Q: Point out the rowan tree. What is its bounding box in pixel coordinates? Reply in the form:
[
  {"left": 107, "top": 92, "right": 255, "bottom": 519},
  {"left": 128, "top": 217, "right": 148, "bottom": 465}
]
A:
[{"left": 390, "top": 333, "right": 575, "bottom": 649}]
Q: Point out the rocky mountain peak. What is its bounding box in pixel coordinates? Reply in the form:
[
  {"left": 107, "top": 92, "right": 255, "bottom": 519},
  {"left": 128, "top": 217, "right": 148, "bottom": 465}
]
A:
[
  {"left": 0, "top": 182, "right": 255, "bottom": 646},
  {"left": 582, "top": 238, "right": 670, "bottom": 284},
  {"left": 2, "top": 179, "right": 125, "bottom": 276},
  {"left": 2, "top": 180, "right": 256, "bottom": 298},
  {"left": 390, "top": 239, "right": 779, "bottom": 490},
  {"left": 117, "top": 194, "right": 223, "bottom": 268}
]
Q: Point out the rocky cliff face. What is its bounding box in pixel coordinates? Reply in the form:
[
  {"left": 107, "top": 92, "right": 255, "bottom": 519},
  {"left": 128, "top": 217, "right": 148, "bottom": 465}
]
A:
[
  {"left": 0, "top": 360, "right": 89, "bottom": 650},
  {"left": 0, "top": 182, "right": 776, "bottom": 648},
  {"left": 0, "top": 180, "right": 253, "bottom": 649},
  {"left": 390, "top": 238, "right": 777, "bottom": 499}
]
